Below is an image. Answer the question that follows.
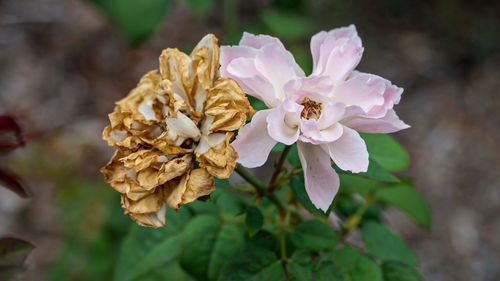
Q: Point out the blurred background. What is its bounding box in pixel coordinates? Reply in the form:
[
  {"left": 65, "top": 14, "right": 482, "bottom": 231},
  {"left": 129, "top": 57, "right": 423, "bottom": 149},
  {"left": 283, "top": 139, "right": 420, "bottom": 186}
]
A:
[{"left": 0, "top": 0, "right": 499, "bottom": 280}]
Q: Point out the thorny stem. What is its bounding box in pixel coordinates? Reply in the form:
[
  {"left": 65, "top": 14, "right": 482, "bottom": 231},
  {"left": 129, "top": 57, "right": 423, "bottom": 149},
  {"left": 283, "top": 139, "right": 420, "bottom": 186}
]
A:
[
  {"left": 268, "top": 145, "right": 292, "bottom": 192},
  {"left": 235, "top": 164, "right": 286, "bottom": 212}
]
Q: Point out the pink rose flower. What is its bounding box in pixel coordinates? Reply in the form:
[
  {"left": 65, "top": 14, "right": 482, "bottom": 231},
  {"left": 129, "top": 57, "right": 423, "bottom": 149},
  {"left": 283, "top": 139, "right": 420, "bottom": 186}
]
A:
[{"left": 220, "top": 25, "right": 409, "bottom": 211}]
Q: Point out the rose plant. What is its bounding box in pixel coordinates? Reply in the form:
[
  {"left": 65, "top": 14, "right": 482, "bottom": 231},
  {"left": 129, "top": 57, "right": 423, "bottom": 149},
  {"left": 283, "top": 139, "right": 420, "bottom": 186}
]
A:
[{"left": 102, "top": 28, "right": 431, "bottom": 281}]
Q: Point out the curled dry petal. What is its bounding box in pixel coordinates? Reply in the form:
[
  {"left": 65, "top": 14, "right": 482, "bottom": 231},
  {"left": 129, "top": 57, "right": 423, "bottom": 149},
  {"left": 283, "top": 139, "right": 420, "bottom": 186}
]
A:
[
  {"left": 101, "top": 34, "right": 254, "bottom": 227},
  {"left": 205, "top": 77, "right": 255, "bottom": 133},
  {"left": 196, "top": 132, "right": 238, "bottom": 179}
]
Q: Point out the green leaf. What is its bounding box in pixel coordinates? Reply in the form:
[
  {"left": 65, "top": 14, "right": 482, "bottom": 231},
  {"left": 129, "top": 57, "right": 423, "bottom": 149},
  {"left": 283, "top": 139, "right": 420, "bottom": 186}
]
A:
[
  {"left": 291, "top": 220, "right": 338, "bottom": 252},
  {"left": 259, "top": 8, "right": 314, "bottom": 40},
  {"left": 375, "top": 183, "right": 432, "bottom": 229},
  {"left": 247, "top": 230, "right": 279, "bottom": 253},
  {"left": 311, "top": 258, "right": 346, "bottom": 281},
  {"left": 248, "top": 96, "right": 268, "bottom": 111},
  {"left": 114, "top": 208, "right": 193, "bottom": 281},
  {"left": 215, "top": 191, "right": 246, "bottom": 224},
  {"left": 134, "top": 262, "right": 195, "bottom": 281},
  {"left": 361, "top": 222, "right": 418, "bottom": 266},
  {"left": 180, "top": 215, "right": 246, "bottom": 281},
  {"left": 289, "top": 45, "right": 313, "bottom": 75},
  {"left": 89, "top": 0, "right": 171, "bottom": 44},
  {"left": 181, "top": 0, "right": 214, "bottom": 18},
  {"left": 334, "top": 160, "right": 399, "bottom": 183},
  {"left": 332, "top": 247, "right": 383, "bottom": 281},
  {"left": 271, "top": 142, "right": 286, "bottom": 153},
  {"left": 338, "top": 174, "right": 380, "bottom": 195},
  {"left": 214, "top": 177, "right": 231, "bottom": 188},
  {"left": 361, "top": 133, "right": 409, "bottom": 172},
  {"left": 287, "top": 143, "right": 301, "bottom": 168},
  {"left": 218, "top": 247, "right": 284, "bottom": 281},
  {"left": 245, "top": 207, "right": 264, "bottom": 237},
  {"left": 290, "top": 175, "right": 327, "bottom": 218},
  {"left": 382, "top": 262, "right": 425, "bottom": 281},
  {"left": 287, "top": 262, "right": 310, "bottom": 281}
]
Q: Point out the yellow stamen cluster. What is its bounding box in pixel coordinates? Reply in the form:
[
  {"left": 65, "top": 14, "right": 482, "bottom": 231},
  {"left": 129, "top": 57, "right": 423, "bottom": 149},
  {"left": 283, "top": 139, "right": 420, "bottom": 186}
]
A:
[{"left": 300, "top": 97, "right": 323, "bottom": 120}]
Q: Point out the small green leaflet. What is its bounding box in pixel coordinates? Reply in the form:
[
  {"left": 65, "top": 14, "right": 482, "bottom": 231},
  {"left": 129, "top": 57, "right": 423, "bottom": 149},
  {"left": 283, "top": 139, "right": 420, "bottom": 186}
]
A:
[
  {"left": 360, "top": 133, "right": 409, "bottom": 172},
  {"left": 361, "top": 222, "right": 418, "bottom": 266},
  {"left": 375, "top": 183, "right": 432, "bottom": 229},
  {"left": 291, "top": 220, "right": 338, "bottom": 252}
]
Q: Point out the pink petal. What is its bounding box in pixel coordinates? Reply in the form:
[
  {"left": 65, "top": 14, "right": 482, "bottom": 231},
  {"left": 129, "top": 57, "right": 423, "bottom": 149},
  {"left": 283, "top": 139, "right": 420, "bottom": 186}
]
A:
[
  {"left": 240, "top": 32, "right": 304, "bottom": 77},
  {"left": 317, "top": 103, "right": 347, "bottom": 129},
  {"left": 300, "top": 118, "right": 343, "bottom": 145},
  {"left": 225, "top": 57, "right": 278, "bottom": 107},
  {"left": 327, "top": 24, "right": 361, "bottom": 44},
  {"left": 327, "top": 126, "right": 369, "bottom": 173},
  {"left": 311, "top": 25, "right": 363, "bottom": 84},
  {"left": 284, "top": 76, "right": 333, "bottom": 103},
  {"left": 342, "top": 109, "right": 410, "bottom": 133},
  {"left": 300, "top": 119, "right": 322, "bottom": 142},
  {"left": 266, "top": 101, "right": 301, "bottom": 145},
  {"left": 366, "top": 78, "right": 404, "bottom": 118},
  {"left": 220, "top": 45, "right": 256, "bottom": 75},
  {"left": 311, "top": 25, "right": 361, "bottom": 73},
  {"left": 255, "top": 44, "right": 298, "bottom": 102},
  {"left": 310, "top": 31, "right": 328, "bottom": 72},
  {"left": 332, "top": 73, "right": 386, "bottom": 112},
  {"left": 297, "top": 141, "right": 340, "bottom": 211},
  {"left": 232, "top": 110, "right": 277, "bottom": 168}
]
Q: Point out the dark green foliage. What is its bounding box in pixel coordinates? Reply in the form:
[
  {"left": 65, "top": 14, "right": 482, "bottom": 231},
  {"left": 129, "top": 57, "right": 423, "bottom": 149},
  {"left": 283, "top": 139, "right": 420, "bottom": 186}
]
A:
[
  {"left": 361, "top": 222, "right": 418, "bottom": 266},
  {"left": 375, "top": 183, "right": 432, "bottom": 229},
  {"left": 245, "top": 207, "right": 264, "bottom": 237},
  {"left": 332, "top": 247, "right": 383, "bottom": 281},
  {"left": 218, "top": 247, "right": 284, "bottom": 281},
  {"left": 180, "top": 0, "right": 214, "bottom": 19},
  {"left": 291, "top": 220, "right": 338, "bottom": 252},
  {"left": 382, "top": 262, "right": 425, "bottom": 281},
  {"left": 360, "top": 133, "right": 410, "bottom": 172},
  {"left": 180, "top": 215, "right": 246, "bottom": 281},
  {"left": 89, "top": 0, "right": 171, "bottom": 44}
]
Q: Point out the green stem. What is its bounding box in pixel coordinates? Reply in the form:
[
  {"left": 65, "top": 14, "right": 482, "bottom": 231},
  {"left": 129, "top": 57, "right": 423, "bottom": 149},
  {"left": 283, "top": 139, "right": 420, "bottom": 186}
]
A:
[
  {"left": 235, "top": 164, "right": 267, "bottom": 193},
  {"left": 235, "top": 164, "right": 286, "bottom": 212},
  {"left": 344, "top": 194, "right": 374, "bottom": 233},
  {"left": 280, "top": 230, "right": 291, "bottom": 281},
  {"left": 268, "top": 145, "right": 292, "bottom": 192}
]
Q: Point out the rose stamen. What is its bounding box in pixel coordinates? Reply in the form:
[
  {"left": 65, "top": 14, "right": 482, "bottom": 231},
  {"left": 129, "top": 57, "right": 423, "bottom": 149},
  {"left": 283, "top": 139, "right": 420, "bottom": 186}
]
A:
[{"left": 300, "top": 97, "right": 322, "bottom": 120}]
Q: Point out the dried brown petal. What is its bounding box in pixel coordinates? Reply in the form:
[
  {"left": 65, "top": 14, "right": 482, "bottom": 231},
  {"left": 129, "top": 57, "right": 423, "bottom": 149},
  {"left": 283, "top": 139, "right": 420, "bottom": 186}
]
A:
[
  {"left": 101, "top": 34, "right": 254, "bottom": 227},
  {"left": 163, "top": 168, "right": 215, "bottom": 210},
  {"left": 101, "top": 151, "right": 131, "bottom": 194},
  {"left": 163, "top": 173, "right": 188, "bottom": 210},
  {"left": 121, "top": 150, "right": 191, "bottom": 191},
  {"left": 197, "top": 132, "right": 238, "bottom": 179},
  {"left": 182, "top": 168, "right": 215, "bottom": 204},
  {"left": 190, "top": 34, "right": 219, "bottom": 91},
  {"left": 121, "top": 193, "right": 166, "bottom": 228},
  {"left": 205, "top": 78, "right": 255, "bottom": 133}
]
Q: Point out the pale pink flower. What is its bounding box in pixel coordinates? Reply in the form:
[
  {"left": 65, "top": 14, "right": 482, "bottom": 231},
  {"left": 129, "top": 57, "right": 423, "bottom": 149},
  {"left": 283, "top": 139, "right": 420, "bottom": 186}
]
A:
[{"left": 220, "top": 25, "right": 409, "bottom": 211}]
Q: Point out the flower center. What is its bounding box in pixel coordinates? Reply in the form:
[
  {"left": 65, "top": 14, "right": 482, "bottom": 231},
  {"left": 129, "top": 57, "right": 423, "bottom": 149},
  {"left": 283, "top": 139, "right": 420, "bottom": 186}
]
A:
[{"left": 300, "top": 97, "right": 322, "bottom": 120}]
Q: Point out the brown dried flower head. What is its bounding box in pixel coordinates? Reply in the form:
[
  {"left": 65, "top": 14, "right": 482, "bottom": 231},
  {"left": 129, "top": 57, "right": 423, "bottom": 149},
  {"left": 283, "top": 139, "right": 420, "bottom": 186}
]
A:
[{"left": 101, "top": 34, "right": 255, "bottom": 227}]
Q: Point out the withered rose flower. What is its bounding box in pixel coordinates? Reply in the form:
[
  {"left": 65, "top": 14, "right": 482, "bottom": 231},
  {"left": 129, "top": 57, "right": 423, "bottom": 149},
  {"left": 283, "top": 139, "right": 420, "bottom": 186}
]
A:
[{"left": 101, "top": 34, "right": 255, "bottom": 227}]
